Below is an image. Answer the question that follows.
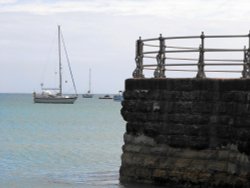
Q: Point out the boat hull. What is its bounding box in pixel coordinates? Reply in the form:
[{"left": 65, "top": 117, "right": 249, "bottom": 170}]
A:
[
  {"left": 34, "top": 95, "right": 77, "bottom": 104},
  {"left": 82, "top": 94, "right": 93, "bottom": 98},
  {"left": 113, "top": 95, "right": 123, "bottom": 102},
  {"left": 99, "top": 97, "right": 112, "bottom": 99},
  {"left": 99, "top": 95, "right": 113, "bottom": 99}
]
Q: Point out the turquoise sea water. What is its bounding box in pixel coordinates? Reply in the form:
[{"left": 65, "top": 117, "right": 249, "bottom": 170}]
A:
[{"left": 0, "top": 94, "right": 127, "bottom": 188}]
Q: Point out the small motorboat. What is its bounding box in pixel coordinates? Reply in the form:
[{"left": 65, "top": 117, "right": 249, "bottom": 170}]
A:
[{"left": 99, "top": 95, "right": 113, "bottom": 99}]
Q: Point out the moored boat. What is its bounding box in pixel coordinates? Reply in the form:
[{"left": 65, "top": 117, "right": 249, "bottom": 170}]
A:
[
  {"left": 33, "top": 25, "right": 78, "bottom": 104},
  {"left": 99, "top": 95, "right": 113, "bottom": 99},
  {"left": 113, "top": 91, "right": 123, "bottom": 102},
  {"left": 82, "top": 69, "right": 93, "bottom": 98}
]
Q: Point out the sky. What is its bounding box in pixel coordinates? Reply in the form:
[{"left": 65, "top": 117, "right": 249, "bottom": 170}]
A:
[{"left": 1, "top": 0, "right": 250, "bottom": 94}]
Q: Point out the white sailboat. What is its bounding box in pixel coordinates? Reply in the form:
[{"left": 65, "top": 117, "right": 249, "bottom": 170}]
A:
[
  {"left": 113, "top": 90, "right": 123, "bottom": 102},
  {"left": 82, "top": 68, "right": 93, "bottom": 98},
  {"left": 33, "top": 25, "right": 78, "bottom": 104}
]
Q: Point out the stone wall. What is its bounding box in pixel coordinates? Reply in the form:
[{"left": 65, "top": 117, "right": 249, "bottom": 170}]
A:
[{"left": 120, "top": 78, "right": 250, "bottom": 187}]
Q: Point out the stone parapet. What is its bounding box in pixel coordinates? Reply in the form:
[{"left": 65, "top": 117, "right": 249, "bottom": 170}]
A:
[{"left": 120, "top": 78, "right": 250, "bottom": 187}]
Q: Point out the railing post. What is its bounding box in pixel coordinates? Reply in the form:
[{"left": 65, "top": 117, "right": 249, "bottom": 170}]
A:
[
  {"left": 242, "top": 31, "right": 250, "bottom": 78},
  {"left": 196, "top": 32, "right": 206, "bottom": 78},
  {"left": 133, "top": 37, "right": 144, "bottom": 78},
  {"left": 242, "top": 46, "right": 250, "bottom": 78},
  {"left": 154, "top": 34, "right": 166, "bottom": 78},
  {"left": 249, "top": 30, "right": 250, "bottom": 51}
]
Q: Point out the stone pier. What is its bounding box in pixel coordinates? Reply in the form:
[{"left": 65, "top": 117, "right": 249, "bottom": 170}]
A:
[{"left": 120, "top": 78, "right": 250, "bottom": 187}]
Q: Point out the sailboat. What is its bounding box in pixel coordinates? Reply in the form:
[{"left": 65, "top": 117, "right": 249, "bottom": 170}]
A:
[
  {"left": 82, "top": 68, "right": 93, "bottom": 98},
  {"left": 113, "top": 90, "right": 123, "bottom": 102},
  {"left": 33, "top": 25, "right": 78, "bottom": 104}
]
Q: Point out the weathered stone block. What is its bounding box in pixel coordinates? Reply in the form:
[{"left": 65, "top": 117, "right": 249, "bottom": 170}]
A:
[{"left": 120, "top": 78, "right": 250, "bottom": 187}]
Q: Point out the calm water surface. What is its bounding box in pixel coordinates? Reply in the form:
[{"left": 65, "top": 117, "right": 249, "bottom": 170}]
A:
[
  {"left": 0, "top": 94, "right": 163, "bottom": 188},
  {"left": 0, "top": 94, "right": 115, "bottom": 187}
]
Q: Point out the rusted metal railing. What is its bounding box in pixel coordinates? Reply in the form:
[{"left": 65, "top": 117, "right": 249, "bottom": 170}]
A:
[{"left": 133, "top": 32, "right": 250, "bottom": 78}]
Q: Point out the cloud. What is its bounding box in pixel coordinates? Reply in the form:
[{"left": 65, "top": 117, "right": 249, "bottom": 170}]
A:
[
  {"left": 0, "top": 0, "right": 250, "bottom": 22},
  {"left": 0, "top": 0, "right": 16, "bottom": 4},
  {"left": 0, "top": 0, "right": 250, "bottom": 21}
]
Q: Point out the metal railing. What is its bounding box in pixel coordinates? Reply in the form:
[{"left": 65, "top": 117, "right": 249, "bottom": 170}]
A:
[{"left": 132, "top": 32, "right": 250, "bottom": 78}]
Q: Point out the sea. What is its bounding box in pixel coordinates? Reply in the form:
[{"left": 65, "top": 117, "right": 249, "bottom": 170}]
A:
[{"left": 0, "top": 93, "right": 163, "bottom": 188}]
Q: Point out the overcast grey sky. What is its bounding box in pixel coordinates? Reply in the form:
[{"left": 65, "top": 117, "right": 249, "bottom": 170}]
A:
[{"left": 1, "top": 0, "right": 250, "bottom": 93}]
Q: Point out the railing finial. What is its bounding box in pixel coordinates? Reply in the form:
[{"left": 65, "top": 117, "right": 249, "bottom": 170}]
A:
[{"left": 200, "top": 31, "right": 205, "bottom": 39}]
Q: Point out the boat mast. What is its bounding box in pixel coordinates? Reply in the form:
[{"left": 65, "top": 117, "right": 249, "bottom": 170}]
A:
[
  {"left": 88, "top": 68, "right": 91, "bottom": 93},
  {"left": 58, "top": 25, "right": 62, "bottom": 96}
]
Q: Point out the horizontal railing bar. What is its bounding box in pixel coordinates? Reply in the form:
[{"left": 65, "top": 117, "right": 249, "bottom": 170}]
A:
[
  {"left": 204, "top": 34, "right": 248, "bottom": 38},
  {"left": 205, "top": 59, "right": 243, "bottom": 62},
  {"left": 165, "top": 63, "right": 199, "bottom": 66},
  {"left": 203, "top": 70, "right": 242, "bottom": 73},
  {"left": 142, "top": 35, "right": 249, "bottom": 41},
  {"left": 166, "top": 45, "right": 198, "bottom": 50},
  {"left": 205, "top": 48, "right": 244, "bottom": 52},
  {"left": 165, "top": 69, "right": 241, "bottom": 73},
  {"left": 143, "top": 49, "right": 245, "bottom": 54},
  {"left": 143, "top": 49, "right": 244, "bottom": 54},
  {"left": 163, "top": 36, "right": 201, "bottom": 40},
  {"left": 143, "top": 63, "right": 244, "bottom": 67},
  {"left": 143, "top": 56, "right": 243, "bottom": 62},
  {"left": 143, "top": 44, "right": 160, "bottom": 47},
  {"left": 166, "top": 57, "right": 243, "bottom": 62},
  {"left": 143, "top": 64, "right": 197, "bottom": 67},
  {"left": 165, "top": 50, "right": 199, "bottom": 53},
  {"left": 165, "top": 69, "right": 197, "bottom": 72},
  {"left": 144, "top": 68, "right": 242, "bottom": 73},
  {"left": 143, "top": 51, "right": 159, "bottom": 54},
  {"left": 144, "top": 56, "right": 157, "bottom": 59},
  {"left": 166, "top": 57, "right": 198, "bottom": 61},
  {"left": 143, "top": 64, "right": 159, "bottom": 67},
  {"left": 144, "top": 68, "right": 198, "bottom": 71},
  {"left": 205, "top": 63, "right": 244, "bottom": 66},
  {"left": 139, "top": 34, "right": 249, "bottom": 43}
]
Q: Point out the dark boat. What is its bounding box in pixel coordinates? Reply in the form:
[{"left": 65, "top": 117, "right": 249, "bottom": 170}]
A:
[{"left": 99, "top": 95, "right": 113, "bottom": 99}]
